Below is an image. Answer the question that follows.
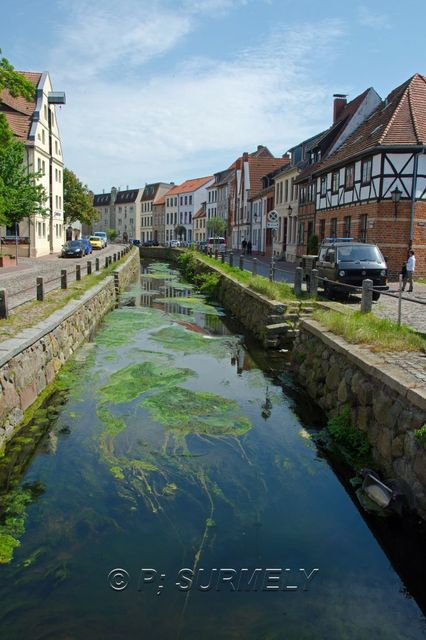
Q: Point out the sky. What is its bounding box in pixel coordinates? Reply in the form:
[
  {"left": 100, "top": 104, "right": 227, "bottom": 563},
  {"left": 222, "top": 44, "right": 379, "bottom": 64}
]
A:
[{"left": 1, "top": 0, "right": 425, "bottom": 193}]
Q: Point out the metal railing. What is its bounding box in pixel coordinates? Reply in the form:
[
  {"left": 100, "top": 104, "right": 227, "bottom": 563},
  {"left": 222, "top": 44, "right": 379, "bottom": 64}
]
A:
[{"left": 0, "top": 246, "right": 132, "bottom": 319}]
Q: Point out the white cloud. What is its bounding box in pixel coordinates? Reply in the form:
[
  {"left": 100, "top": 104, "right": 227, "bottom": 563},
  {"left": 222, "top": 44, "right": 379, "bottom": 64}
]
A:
[
  {"left": 51, "top": 6, "right": 345, "bottom": 191},
  {"left": 358, "top": 5, "right": 391, "bottom": 30}
]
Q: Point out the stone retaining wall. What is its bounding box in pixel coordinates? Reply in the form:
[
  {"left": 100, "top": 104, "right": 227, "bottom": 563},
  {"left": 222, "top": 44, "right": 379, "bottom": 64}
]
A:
[
  {"left": 0, "top": 248, "right": 140, "bottom": 448},
  {"left": 292, "top": 319, "right": 426, "bottom": 518}
]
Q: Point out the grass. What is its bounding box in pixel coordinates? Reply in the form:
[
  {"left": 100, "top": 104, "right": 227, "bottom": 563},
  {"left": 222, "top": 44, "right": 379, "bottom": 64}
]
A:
[
  {"left": 313, "top": 308, "right": 426, "bottom": 352},
  {"left": 190, "top": 250, "right": 310, "bottom": 302},
  {"left": 0, "top": 250, "right": 136, "bottom": 343}
]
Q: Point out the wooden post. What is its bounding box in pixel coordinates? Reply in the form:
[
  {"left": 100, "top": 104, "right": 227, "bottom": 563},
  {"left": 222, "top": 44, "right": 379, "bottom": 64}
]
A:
[
  {"left": 361, "top": 278, "right": 373, "bottom": 313},
  {"left": 239, "top": 255, "right": 244, "bottom": 270},
  {"left": 61, "top": 269, "right": 67, "bottom": 289},
  {"left": 252, "top": 258, "right": 258, "bottom": 276},
  {"left": 76, "top": 265, "right": 81, "bottom": 281},
  {"left": 105, "top": 257, "right": 109, "bottom": 268},
  {"left": 229, "top": 253, "right": 234, "bottom": 267},
  {"left": 398, "top": 274, "right": 402, "bottom": 325},
  {"left": 294, "top": 267, "right": 303, "bottom": 296},
  {"left": 0, "top": 289, "right": 9, "bottom": 319},
  {"left": 95, "top": 258, "right": 100, "bottom": 271},
  {"left": 221, "top": 252, "right": 225, "bottom": 264},
  {"left": 269, "top": 257, "right": 275, "bottom": 282},
  {"left": 113, "top": 252, "right": 117, "bottom": 262},
  {"left": 87, "top": 260, "right": 92, "bottom": 276},
  {"left": 36, "top": 277, "right": 44, "bottom": 301}
]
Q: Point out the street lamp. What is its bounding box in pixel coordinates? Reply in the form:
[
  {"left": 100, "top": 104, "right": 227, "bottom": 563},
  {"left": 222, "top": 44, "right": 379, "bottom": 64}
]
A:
[
  {"left": 391, "top": 186, "right": 402, "bottom": 218},
  {"left": 48, "top": 91, "right": 66, "bottom": 254},
  {"left": 287, "top": 205, "right": 292, "bottom": 216}
]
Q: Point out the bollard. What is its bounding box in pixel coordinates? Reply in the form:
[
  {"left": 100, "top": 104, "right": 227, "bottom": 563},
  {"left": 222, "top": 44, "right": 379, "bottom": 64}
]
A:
[
  {"left": 215, "top": 250, "right": 218, "bottom": 260},
  {"left": 0, "top": 289, "right": 9, "bottom": 319},
  {"left": 361, "top": 278, "right": 373, "bottom": 313},
  {"left": 239, "top": 255, "right": 244, "bottom": 270},
  {"left": 105, "top": 257, "right": 109, "bottom": 268},
  {"left": 310, "top": 268, "right": 319, "bottom": 296},
  {"left": 398, "top": 274, "right": 402, "bottom": 325},
  {"left": 113, "top": 253, "right": 117, "bottom": 262},
  {"left": 252, "top": 258, "right": 258, "bottom": 276},
  {"left": 95, "top": 257, "right": 100, "bottom": 272},
  {"left": 87, "top": 260, "right": 92, "bottom": 276},
  {"left": 294, "top": 267, "right": 303, "bottom": 296},
  {"left": 229, "top": 253, "right": 234, "bottom": 267},
  {"left": 221, "top": 252, "right": 225, "bottom": 264},
  {"left": 61, "top": 269, "right": 67, "bottom": 289},
  {"left": 109, "top": 255, "right": 112, "bottom": 266},
  {"left": 269, "top": 257, "right": 275, "bottom": 282},
  {"left": 76, "top": 265, "right": 81, "bottom": 281},
  {"left": 36, "top": 277, "right": 44, "bottom": 301}
]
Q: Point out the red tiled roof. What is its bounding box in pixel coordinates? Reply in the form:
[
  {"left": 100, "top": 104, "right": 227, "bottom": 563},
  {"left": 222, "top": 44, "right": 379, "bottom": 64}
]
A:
[
  {"left": 193, "top": 207, "right": 206, "bottom": 219},
  {"left": 165, "top": 176, "right": 213, "bottom": 195},
  {"left": 315, "top": 74, "right": 426, "bottom": 174},
  {"left": 153, "top": 194, "right": 166, "bottom": 206},
  {"left": 247, "top": 157, "right": 288, "bottom": 195},
  {"left": 0, "top": 71, "right": 41, "bottom": 141}
]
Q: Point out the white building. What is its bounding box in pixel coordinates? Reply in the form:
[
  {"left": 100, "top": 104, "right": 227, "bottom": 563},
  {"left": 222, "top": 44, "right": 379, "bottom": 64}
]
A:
[
  {"left": 0, "top": 71, "right": 65, "bottom": 256},
  {"left": 164, "top": 176, "right": 214, "bottom": 244}
]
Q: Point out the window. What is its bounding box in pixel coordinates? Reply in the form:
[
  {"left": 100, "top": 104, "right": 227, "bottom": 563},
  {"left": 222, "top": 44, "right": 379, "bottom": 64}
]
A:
[
  {"left": 331, "top": 171, "right": 339, "bottom": 194},
  {"left": 361, "top": 158, "right": 372, "bottom": 185},
  {"left": 330, "top": 218, "right": 337, "bottom": 238},
  {"left": 298, "top": 222, "right": 305, "bottom": 245},
  {"left": 180, "top": 196, "right": 183, "bottom": 205},
  {"left": 308, "top": 183, "right": 315, "bottom": 202},
  {"left": 42, "top": 160, "right": 46, "bottom": 175},
  {"left": 42, "top": 128, "right": 45, "bottom": 144},
  {"left": 344, "top": 215, "right": 351, "bottom": 237},
  {"left": 320, "top": 176, "right": 327, "bottom": 196},
  {"left": 345, "top": 165, "right": 354, "bottom": 189},
  {"left": 42, "top": 222, "right": 46, "bottom": 237},
  {"left": 319, "top": 219, "right": 325, "bottom": 241},
  {"left": 360, "top": 214, "right": 368, "bottom": 242},
  {"left": 299, "top": 187, "right": 306, "bottom": 204},
  {"left": 44, "top": 105, "right": 47, "bottom": 120}
]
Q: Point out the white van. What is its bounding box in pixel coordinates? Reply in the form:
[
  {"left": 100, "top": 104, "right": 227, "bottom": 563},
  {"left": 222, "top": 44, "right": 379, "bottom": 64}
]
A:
[{"left": 207, "top": 237, "right": 226, "bottom": 253}]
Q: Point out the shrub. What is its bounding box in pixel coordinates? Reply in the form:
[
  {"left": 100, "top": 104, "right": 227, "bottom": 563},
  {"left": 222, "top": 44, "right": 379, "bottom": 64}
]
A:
[
  {"left": 415, "top": 424, "right": 426, "bottom": 446},
  {"left": 325, "top": 406, "right": 372, "bottom": 469}
]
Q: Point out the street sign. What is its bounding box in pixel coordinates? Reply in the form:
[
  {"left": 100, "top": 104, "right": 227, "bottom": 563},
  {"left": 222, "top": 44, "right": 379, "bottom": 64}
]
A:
[
  {"left": 266, "top": 222, "right": 279, "bottom": 229},
  {"left": 267, "top": 210, "right": 278, "bottom": 223}
]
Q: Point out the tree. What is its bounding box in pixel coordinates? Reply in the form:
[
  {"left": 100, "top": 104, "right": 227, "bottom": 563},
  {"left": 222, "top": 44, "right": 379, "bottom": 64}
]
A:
[
  {"left": 207, "top": 215, "right": 226, "bottom": 238},
  {"left": 63, "top": 168, "right": 98, "bottom": 226},
  {"left": 0, "top": 138, "right": 46, "bottom": 229},
  {"left": 107, "top": 228, "right": 118, "bottom": 241},
  {"left": 0, "top": 50, "right": 35, "bottom": 147},
  {"left": 174, "top": 224, "right": 186, "bottom": 241}
]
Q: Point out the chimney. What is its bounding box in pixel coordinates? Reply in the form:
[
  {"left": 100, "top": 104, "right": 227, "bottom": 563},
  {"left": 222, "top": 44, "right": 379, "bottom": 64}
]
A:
[
  {"left": 242, "top": 152, "right": 248, "bottom": 162},
  {"left": 333, "top": 94, "right": 347, "bottom": 123}
]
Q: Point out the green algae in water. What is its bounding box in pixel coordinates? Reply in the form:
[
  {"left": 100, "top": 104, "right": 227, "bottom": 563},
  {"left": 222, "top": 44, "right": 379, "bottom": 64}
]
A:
[
  {"left": 99, "top": 362, "right": 196, "bottom": 403},
  {"left": 151, "top": 325, "right": 236, "bottom": 356},
  {"left": 96, "top": 308, "right": 166, "bottom": 347},
  {"left": 0, "top": 482, "right": 44, "bottom": 564},
  {"left": 154, "top": 296, "right": 225, "bottom": 316},
  {"left": 141, "top": 387, "right": 252, "bottom": 436}
]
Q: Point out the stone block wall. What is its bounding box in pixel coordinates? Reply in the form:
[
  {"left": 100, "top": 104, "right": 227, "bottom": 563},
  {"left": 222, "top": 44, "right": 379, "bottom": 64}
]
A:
[
  {"left": 0, "top": 249, "right": 140, "bottom": 448},
  {"left": 292, "top": 319, "right": 426, "bottom": 518}
]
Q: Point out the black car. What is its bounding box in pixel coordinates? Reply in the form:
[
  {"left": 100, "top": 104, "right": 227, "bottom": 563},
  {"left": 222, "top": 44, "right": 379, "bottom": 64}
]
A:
[
  {"left": 316, "top": 238, "right": 389, "bottom": 301},
  {"left": 61, "top": 240, "right": 85, "bottom": 258}
]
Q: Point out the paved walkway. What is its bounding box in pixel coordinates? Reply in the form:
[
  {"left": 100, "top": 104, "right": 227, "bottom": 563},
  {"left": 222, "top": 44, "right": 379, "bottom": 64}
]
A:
[{"left": 0, "top": 244, "right": 127, "bottom": 309}]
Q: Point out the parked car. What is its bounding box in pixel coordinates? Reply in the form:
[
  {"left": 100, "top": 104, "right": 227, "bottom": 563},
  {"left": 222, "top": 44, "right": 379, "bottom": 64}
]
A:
[
  {"left": 132, "top": 239, "right": 141, "bottom": 247},
  {"left": 316, "top": 238, "right": 389, "bottom": 301},
  {"left": 61, "top": 240, "right": 85, "bottom": 258},
  {"left": 207, "top": 237, "right": 226, "bottom": 253},
  {"left": 94, "top": 231, "right": 108, "bottom": 247},
  {"left": 89, "top": 236, "right": 104, "bottom": 250},
  {"left": 169, "top": 240, "right": 181, "bottom": 248},
  {"left": 81, "top": 237, "right": 93, "bottom": 255}
]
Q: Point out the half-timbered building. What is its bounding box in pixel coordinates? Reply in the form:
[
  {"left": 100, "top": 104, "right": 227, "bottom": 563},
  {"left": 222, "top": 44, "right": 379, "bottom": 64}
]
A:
[{"left": 313, "top": 73, "right": 426, "bottom": 275}]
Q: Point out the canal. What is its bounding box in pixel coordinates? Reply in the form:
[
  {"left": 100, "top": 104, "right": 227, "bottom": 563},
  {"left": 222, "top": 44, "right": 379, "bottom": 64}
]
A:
[{"left": 0, "top": 260, "right": 425, "bottom": 639}]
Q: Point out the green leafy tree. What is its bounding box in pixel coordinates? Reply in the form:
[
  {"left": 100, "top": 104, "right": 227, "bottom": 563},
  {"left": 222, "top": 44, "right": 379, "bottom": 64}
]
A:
[
  {"left": 0, "top": 139, "right": 46, "bottom": 230},
  {"left": 107, "top": 228, "right": 118, "bottom": 241},
  {"left": 207, "top": 215, "right": 226, "bottom": 237},
  {"left": 175, "top": 224, "right": 186, "bottom": 241},
  {"left": 0, "top": 50, "right": 35, "bottom": 147},
  {"left": 63, "top": 168, "right": 98, "bottom": 226}
]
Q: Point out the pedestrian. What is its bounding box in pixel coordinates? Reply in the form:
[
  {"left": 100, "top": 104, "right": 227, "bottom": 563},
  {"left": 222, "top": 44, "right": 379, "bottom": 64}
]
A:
[
  {"left": 247, "top": 240, "right": 252, "bottom": 256},
  {"left": 402, "top": 250, "right": 415, "bottom": 292},
  {"left": 241, "top": 238, "right": 247, "bottom": 255}
]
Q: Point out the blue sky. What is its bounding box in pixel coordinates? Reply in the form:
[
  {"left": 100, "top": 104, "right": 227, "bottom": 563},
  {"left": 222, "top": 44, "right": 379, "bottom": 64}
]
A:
[{"left": 1, "top": 0, "right": 424, "bottom": 192}]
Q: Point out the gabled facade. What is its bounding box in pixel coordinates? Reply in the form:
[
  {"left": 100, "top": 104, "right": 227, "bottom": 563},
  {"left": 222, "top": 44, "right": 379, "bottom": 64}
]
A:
[
  {"left": 152, "top": 194, "right": 166, "bottom": 245},
  {"left": 295, "top": 88, "right": 381, "bottom": 256},
  {"left": 93, "top": 187, "right": 143, "bottom": 240},
  {"left": 193, "top": 204, "right": 207, "bottom": 243},
  {"left": 140, "top": 182, "right": 173, "bottom": 242},
  {"left": 0, "top": 72, "right": 65, "bottom": 256},
  {"left": 312, "top": 73, "right": 426, "bottom": 275},
  {"left": 164, "top": 176, "right": 214, "bottom": 244}
]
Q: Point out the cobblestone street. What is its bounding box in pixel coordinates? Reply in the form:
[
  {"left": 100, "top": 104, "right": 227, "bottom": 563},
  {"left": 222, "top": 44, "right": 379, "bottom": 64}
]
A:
[{"left": 0, "top": 243, "right": 127, "bottom": 309}]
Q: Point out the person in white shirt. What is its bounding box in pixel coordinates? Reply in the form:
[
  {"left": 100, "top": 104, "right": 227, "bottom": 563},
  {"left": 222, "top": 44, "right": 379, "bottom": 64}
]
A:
[{"left": 402, "top": 250, "right": 415, "bottom": 292}]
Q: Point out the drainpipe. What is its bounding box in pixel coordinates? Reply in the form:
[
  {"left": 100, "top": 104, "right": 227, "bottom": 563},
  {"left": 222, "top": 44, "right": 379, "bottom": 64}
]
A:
[{"left": 409, "top": 149, "right": 424, "bottom": 249}]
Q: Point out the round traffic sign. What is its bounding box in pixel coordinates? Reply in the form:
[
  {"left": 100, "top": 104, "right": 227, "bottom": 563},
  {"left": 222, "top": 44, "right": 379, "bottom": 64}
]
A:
[{"left": 267, "top": 209, "right": 278, "bottom": 223}]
